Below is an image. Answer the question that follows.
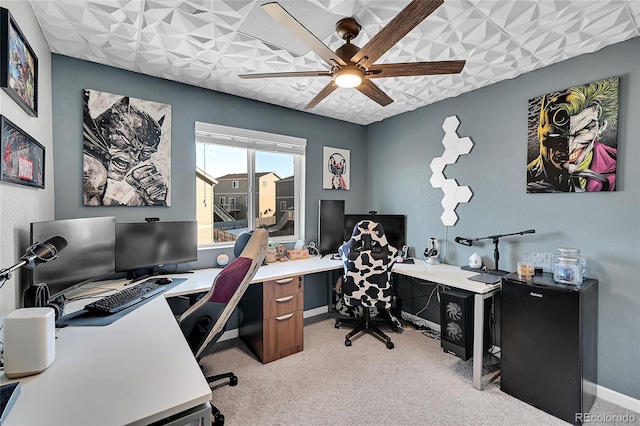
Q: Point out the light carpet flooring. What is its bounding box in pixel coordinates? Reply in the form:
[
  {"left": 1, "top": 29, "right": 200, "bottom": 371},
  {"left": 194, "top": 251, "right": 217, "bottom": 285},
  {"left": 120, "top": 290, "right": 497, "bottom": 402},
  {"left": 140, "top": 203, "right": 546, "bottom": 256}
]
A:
[{"left": 199, "top": 314, "right": 638, "bottom": 426}]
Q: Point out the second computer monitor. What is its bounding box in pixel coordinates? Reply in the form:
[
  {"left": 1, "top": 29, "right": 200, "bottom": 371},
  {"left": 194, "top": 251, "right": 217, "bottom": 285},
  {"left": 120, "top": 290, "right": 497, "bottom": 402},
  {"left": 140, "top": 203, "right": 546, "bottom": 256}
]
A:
[{"left": 344, "top": 214, "right": 406, "bottom": 251}]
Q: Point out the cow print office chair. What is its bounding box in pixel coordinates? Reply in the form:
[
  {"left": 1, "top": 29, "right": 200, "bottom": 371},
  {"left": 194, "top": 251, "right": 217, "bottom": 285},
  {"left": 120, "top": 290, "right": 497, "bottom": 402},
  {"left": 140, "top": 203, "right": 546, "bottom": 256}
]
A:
[
  {"left": 335, "top": 220, "right": 400, "bottom": 349},
  {"left": 179, "top": 228, "right": 268, "bottom": 426}
]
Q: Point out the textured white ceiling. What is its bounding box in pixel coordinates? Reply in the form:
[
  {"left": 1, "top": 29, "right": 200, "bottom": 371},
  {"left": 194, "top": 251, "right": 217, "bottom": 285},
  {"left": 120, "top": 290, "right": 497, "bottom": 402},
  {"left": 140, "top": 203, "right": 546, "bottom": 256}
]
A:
[{"left": 30, "top": 0, "right": 640, "bottom": 125}]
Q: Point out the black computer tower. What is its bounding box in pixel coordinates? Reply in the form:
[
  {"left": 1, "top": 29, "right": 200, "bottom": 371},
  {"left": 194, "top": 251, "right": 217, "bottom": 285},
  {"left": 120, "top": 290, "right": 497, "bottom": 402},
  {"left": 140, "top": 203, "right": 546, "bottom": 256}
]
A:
[
  {"left": 440, "top": 289, "right": 491, "bottom": 361},
  {"left": 500, "top": 273, "right": 598, "bottom": 425}
]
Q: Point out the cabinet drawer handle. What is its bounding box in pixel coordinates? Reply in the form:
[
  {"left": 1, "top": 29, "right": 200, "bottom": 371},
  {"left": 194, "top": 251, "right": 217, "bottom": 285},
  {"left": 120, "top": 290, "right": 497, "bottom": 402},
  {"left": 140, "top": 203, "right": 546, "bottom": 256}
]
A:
[
  {"left": 275, "top": 278, "right": 294, "bottom": 284},
  {"left": 276, "top": 296, "right": 294, "bottom": 303},
  {"left": 275, "top": 313, "right": 294, "bottom": 321}
]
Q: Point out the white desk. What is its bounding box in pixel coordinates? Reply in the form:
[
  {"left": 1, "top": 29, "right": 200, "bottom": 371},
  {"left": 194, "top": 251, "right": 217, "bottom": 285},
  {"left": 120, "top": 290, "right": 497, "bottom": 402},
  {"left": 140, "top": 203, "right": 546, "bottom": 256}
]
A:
[
  {"left": 0, "top": 296, "right": 212, "bottom": 425},
  {"left": 170, "top": 258, "right": 499, "bottom": 390},
  {"left": 0, "top": 257, "right": 498, "bottom": 425},
  {"left": 165, "top": 256, "right": 344, "bottom": 298}
]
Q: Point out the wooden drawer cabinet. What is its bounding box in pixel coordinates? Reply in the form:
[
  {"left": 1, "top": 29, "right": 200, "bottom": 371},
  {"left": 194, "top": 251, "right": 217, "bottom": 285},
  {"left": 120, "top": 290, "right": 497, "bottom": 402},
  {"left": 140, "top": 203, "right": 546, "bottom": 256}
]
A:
[{"left": 239, "top": 275, "right": 304, "bottom": 363}]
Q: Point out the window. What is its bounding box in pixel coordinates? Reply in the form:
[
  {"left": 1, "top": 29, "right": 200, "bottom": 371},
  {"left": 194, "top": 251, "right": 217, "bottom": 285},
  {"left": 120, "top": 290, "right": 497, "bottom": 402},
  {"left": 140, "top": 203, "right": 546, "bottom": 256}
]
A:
[{"left": 195, "top": 122, "right": 306, "bottom": 247}]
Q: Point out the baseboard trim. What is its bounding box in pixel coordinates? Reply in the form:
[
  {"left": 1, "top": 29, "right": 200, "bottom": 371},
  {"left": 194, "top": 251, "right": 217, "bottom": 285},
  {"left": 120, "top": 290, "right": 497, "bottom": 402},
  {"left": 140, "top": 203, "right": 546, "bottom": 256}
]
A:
[
  {"left": 303, "top": 305, "right": 329, "bottom": 319},
  {"left": 219, "top": 328, "right": 239, "bottom": 342},
  {"left": 597, "top": 385, "right": 640, "bottom": 414},
  {"left": 219, "top": 305, "right": 330, "bottom": 342}
]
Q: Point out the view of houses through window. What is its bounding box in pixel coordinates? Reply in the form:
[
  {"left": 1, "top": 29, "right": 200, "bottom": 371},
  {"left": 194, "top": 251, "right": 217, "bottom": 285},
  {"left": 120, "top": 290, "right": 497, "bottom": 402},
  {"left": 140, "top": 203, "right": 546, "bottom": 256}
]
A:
[{"left": 195, "top": 123, "right": 305, "bottom": 247}]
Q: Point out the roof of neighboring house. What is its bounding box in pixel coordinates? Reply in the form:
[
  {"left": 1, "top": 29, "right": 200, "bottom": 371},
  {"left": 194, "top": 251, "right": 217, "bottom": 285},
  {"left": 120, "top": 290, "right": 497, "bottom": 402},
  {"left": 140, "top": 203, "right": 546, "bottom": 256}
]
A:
[{"left": 216, "top": 172, "right": 281, "bottom": 180}]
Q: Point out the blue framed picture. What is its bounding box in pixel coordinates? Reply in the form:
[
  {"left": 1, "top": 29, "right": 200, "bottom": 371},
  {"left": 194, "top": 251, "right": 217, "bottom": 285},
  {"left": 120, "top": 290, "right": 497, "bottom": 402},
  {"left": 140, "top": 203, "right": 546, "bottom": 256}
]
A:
[{"left": 1, "top": 7, "right": 38, "bottom": 117}]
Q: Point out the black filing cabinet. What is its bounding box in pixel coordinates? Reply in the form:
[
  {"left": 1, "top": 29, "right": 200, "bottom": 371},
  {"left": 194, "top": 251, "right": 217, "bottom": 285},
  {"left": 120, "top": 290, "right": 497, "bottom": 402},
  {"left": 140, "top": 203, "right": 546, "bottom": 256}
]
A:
[{"left": 500, "top": 273, "right": 598, "bottom": 425}]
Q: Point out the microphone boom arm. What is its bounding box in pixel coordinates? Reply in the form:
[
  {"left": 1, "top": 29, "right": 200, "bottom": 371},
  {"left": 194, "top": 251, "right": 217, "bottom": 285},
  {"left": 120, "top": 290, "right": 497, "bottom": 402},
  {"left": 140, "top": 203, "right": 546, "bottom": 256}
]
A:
[
  {"left": 457, "top": 229, "right": 535, "bottom": 273},
  {"left": 0, "top": 260, "right": 28, "bottom": 288}
]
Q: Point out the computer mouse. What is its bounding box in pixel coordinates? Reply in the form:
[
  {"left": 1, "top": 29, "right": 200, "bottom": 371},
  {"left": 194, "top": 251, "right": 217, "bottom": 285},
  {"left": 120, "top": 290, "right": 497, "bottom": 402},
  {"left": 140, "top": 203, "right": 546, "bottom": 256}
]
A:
[{"left": 155, "top": 277, "right": 173, "bottom": 285}]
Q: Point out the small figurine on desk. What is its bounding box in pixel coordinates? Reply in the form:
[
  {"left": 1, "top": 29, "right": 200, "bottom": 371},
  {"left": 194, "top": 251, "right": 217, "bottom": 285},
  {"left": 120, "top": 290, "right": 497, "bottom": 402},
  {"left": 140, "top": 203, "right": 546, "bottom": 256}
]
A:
[
  {"left": 468, "top": 253, "right": 482, "bottom": 269},
  {"left": 276, "top": 243, "right": 288, "bottom": 262}
]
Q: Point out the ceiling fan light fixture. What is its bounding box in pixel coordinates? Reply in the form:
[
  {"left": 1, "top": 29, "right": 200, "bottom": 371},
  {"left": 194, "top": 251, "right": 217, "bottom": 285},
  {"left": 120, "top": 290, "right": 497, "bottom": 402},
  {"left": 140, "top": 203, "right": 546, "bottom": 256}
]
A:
[{"left": 334, "top": 67, "right": 364, "bottom": 88}]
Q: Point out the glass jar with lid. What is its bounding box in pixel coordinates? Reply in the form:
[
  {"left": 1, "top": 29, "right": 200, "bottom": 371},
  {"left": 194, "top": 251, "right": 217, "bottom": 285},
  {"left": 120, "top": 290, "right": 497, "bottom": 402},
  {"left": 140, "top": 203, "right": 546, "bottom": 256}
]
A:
[
  {"left": 553, "top": 255, "right": 583, "bottom": 285},
  {"left": 555, "top": 247, "right": 586, "bottom": 278}
]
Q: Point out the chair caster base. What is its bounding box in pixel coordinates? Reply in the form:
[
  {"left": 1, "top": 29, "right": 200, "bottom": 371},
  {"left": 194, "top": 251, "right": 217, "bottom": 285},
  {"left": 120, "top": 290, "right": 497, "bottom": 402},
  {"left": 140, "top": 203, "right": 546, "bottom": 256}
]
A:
[
  {"left": 212, "top": 406, "right": 225, "bottom": 426},
  {"left": 345, "top": 339, "right": 352, "bottom": 347},
  {"left": 386, "top": 341, "right": 394, "bottom": 349},
  {"left": 229, "top": 375, "right": 238, "bottom": 386}
]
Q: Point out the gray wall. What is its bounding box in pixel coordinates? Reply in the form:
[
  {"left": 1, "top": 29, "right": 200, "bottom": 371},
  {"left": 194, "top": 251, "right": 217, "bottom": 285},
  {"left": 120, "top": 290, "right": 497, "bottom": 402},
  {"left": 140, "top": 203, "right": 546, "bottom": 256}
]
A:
[
  {"left": 50, "top": 54, "right": 366, "bottom": 310},
  {"left": 365, "top": 38, "right": 640, "bottom": 400},
  {"left": 0, "top": 1, "right": 54, "bottom": 318}
]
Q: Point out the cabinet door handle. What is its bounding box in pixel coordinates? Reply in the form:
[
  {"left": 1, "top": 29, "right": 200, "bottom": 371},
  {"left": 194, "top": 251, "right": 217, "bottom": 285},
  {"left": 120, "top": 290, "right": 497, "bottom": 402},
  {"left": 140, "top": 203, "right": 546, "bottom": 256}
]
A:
[
  {"left": 275, "top": 313, "right": 294, "bottom": 321},
  {"left": 276, "top": 296, "right": 294, "bottom": 302},
  {"left": 275, "top": 278, "right": 294, "bottom": 284}
]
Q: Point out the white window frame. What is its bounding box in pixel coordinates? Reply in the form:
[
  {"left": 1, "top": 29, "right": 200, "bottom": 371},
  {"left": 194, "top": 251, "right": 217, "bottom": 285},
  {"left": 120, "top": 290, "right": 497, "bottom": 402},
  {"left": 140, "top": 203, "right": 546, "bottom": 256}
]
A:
[
  {"left": 280, "top": 201, "right": 287, "bottom": 212},
  {"left": 232, "top": 180, "right": 239, "bottom": 189},
  {"left": 196, "top": 122, "right": 306, "bottom": 247}
]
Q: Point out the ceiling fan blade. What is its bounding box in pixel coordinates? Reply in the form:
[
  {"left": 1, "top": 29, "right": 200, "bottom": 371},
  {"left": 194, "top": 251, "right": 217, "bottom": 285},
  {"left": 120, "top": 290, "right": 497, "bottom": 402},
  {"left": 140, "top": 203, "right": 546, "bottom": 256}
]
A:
[
  {"left": 305, "top": 82, "right": 338, "bottom": 110},
  {"left": 239, "top": 70, "right": 332, "bottom": 79},
  {"left": 356, "top": 80, "right": 393, "bottom": 107},
  {"left": 351, "top": 0, "right": 444, "bottom": 69},
  {"left": 262, "top": 2, "right": 346, "bottom": 67},
  {"left": 367, "top": 60, "right": 465, "bottom": 78}
]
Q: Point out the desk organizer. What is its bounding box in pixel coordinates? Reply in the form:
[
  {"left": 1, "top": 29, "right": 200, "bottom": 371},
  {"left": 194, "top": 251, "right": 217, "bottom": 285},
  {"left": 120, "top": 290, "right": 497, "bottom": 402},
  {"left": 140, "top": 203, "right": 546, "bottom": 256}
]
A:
[{"left": 287, "top": 249, "right": 310, "bottom": 260}]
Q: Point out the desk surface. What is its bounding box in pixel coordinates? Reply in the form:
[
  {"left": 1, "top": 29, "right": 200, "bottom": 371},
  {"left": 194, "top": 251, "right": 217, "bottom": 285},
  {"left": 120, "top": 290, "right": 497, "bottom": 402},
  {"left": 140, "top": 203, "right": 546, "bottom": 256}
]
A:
[
  {"left": 165, "top": 256, "right": 345, "bottom": 297},
  {"left": 167, "top": 257, "right": 499, "bottom": 297},
  {"left": 0, "top": 296, "right": 212, "bottom": 426},
  {"left": 392, "top": 261, "right": 500, "bottom": 294},
  {"left": 0, "top": 257, "right": 497, "bottom": 425}
]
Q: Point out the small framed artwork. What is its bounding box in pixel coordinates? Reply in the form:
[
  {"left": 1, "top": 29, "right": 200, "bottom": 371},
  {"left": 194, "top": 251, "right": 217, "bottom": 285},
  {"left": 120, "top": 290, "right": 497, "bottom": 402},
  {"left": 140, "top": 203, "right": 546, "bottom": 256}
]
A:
[
  {"left": 1, "top": 7, "right": 38, "bottom": 117},
  {"left": 323, "top": 146, "right": 350, "bottom": 190},
  {"left": 1, "top": 115, "right": 45, "bottom": 189}
]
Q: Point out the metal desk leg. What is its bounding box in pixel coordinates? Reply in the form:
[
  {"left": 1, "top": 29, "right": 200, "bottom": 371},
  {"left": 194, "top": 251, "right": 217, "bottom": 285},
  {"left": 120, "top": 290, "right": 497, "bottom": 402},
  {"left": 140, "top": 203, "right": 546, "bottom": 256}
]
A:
[{"left": 473, "top": 291, "right": 500, "bottom": 390}]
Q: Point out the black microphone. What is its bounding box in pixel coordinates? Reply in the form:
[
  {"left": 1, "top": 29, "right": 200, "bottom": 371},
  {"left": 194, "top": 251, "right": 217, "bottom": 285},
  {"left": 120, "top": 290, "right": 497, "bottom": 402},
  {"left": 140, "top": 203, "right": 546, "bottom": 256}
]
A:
[
  {"left": 521, "top": 229, "right": 536, "bottom": 234},
  {"left": 455, "top": 237, "right": 473, "bottom": 246},
  {"left": 20, "top": 236, "right": 68, "bottom": 269}
]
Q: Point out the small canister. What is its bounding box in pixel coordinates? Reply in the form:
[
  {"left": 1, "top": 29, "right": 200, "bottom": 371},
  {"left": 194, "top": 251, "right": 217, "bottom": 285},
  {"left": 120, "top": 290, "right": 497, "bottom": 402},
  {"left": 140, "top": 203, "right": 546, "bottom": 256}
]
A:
[
  {"left": 553, "top": 255, "right": 583, "bottom": 285},
  {"left": 556, "top": 247, "right": 586, "bottom": 277}
]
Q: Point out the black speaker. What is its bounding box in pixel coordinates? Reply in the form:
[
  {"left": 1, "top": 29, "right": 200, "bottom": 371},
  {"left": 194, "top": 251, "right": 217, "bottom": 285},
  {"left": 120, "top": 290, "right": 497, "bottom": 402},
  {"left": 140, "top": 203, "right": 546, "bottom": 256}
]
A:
[
  {"left": 440, "top": 289, "right": 491, "bottom": 361},
  {"left": 318, "top": 200, "right": 345, "bottom": 255}
]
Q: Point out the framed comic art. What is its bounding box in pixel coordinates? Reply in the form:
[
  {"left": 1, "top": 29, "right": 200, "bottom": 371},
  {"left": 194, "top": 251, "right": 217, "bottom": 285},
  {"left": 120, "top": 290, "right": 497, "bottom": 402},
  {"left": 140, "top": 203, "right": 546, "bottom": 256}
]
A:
[
  {"left": 83, "top": 89, "right": 171, "bottom": 206},
  {"left": 1, "top": 115, "right": 45, "bottom": 189},
  {"left": 1, "top": 7, "right": 38, "bottom": 117},
  {"left": 526, "top": 77, "right": 619, "bottom": 193}
]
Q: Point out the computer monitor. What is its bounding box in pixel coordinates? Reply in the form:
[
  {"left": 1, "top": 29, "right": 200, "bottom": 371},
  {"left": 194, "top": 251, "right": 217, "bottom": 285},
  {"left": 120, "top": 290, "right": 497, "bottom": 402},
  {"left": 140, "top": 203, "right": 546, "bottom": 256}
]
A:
[
  {"left": 318, "top": 200, "right": 345, "bottom": 255},
  {"left": 30, "top": 216, "right": 116, "bottom": 300},
  {"left": 344, "top": 214, "right": 406, "bottom": 251},
  {"left": 115, "top": 221, "right": 197, "bottom": 273}
]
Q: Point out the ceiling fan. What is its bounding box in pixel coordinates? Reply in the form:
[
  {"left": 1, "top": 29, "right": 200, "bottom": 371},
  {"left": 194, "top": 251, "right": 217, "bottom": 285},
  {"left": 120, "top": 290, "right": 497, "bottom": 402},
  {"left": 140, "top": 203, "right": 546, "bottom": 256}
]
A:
[{"left": 239, "top": 0, "right": 465, "bottom": 110}]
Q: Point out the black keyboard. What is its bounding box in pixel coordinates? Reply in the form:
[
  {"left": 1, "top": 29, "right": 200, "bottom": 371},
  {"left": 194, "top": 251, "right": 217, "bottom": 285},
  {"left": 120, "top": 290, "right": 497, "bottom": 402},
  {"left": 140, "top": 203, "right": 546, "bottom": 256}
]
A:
[{"left": 84, "top": 281, "right": 166, "bottom": 315}]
